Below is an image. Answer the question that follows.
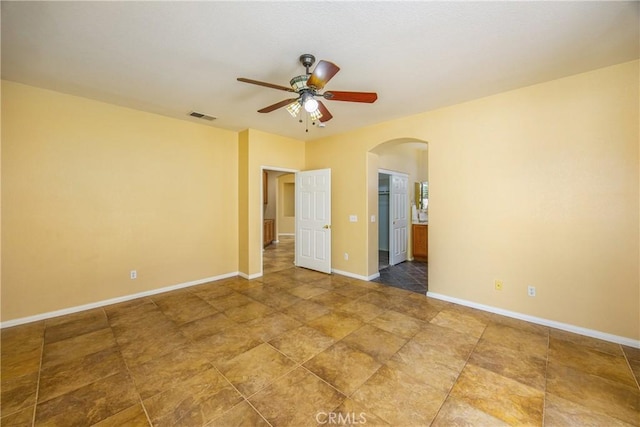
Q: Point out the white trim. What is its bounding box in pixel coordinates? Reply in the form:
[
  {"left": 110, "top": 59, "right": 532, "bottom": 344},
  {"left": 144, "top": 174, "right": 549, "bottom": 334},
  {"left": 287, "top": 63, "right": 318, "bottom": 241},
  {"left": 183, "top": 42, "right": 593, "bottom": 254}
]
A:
[
  {"left": 239, "top": 271, "right": 262, "bottom": 280},
  {"left": 262, "top": 166, "right": 298, "bottom": 173},
  {"left": 1, "top": 272, "right": 239, "bottom": 329},
  {"left": 427, "top": 292, "right": 640, "bottom": 348},
  {"left": 378, "top": 168, "right": 409, "bottom": 178},
  {"left": 278, "top": 233, "right": 295, "bottom": 237},
  {"left": 332, "top": 268, "right": 379, "bottom": 282}
]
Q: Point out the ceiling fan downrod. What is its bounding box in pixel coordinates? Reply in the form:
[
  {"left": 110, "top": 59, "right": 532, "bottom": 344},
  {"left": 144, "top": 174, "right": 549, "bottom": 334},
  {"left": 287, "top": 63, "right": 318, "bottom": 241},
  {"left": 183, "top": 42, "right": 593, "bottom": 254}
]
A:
[{"left": 299, "top": 54, "right": 316, "bottom": 75}]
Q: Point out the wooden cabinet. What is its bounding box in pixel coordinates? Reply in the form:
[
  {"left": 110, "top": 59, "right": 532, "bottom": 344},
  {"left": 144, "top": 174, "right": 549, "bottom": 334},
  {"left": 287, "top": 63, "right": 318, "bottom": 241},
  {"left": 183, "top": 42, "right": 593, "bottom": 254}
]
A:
[
  {"left": 412, "top": 224, "right": 428, "bottom": 261},
  {"left": 264, "top": 219, "right": 274, "bottom": 247}
]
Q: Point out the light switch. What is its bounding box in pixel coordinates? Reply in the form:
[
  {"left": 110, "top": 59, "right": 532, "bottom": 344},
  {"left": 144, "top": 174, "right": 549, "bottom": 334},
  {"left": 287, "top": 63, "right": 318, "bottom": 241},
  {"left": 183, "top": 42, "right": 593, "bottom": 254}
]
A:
[
  {"left": 371, "top": 215, "right": 376, "bottom": 222},
  {"left": 349, "top": 215, "right": 358, "bottom": 222}
]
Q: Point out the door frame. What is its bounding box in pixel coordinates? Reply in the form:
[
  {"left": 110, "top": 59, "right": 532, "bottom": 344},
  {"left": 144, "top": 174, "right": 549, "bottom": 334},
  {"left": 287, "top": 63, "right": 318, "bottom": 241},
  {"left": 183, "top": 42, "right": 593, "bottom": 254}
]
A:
[
  {"left": 260, "top": 165, "right": 299, "bottom": 277},
  {"left": 378, "top": 168, "right": 409, "bottom": 269}
]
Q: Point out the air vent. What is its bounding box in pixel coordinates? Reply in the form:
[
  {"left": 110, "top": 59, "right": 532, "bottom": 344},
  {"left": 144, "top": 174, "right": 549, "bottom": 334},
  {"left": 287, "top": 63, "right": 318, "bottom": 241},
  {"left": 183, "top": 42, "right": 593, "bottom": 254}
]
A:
[{"left": 188, "top": 111, "right": 216, "bottom": 121}]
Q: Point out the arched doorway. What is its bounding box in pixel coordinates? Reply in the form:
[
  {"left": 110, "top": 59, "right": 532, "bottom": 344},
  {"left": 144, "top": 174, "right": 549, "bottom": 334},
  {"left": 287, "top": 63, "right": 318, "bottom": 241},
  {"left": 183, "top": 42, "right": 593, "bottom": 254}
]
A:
[{"left": 369, "top": 139, "right": 429, "bottom": 293}]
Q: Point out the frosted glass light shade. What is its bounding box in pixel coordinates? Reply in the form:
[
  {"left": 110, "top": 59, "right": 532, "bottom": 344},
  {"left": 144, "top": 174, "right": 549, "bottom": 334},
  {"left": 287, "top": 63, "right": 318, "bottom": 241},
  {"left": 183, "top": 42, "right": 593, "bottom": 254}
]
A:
[
  {"left": 304, "top": 97, "right": 318, "bottom": 112},
  {"left": 286, "top": 101, "right": 301, "bottom": 117}
]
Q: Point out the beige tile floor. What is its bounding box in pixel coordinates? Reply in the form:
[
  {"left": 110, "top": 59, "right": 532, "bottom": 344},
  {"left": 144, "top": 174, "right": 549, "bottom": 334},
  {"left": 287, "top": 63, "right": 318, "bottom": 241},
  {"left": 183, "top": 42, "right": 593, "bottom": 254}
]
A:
[
  {"left": 263, "top": 235, "right": 296, "bottom": 276},
  {"left": 2, "top": 241, "right": 639, "bottom": 426}
]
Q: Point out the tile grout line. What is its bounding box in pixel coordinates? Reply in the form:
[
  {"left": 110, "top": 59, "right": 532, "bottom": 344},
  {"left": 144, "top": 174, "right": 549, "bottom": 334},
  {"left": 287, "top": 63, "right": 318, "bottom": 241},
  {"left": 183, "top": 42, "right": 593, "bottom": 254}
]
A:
[
  {"left": 541, "top": 328, "right": 551, "bottom": 426},
  {"left": 211, "top": 339, "right": 299, "bottom": 426},
  {"left": 620, "top": 344, "right": 640, "bottom": 391},
  {"left": 173, "top": 308, "right": 274, "bottom": 426},
  {"left": 30, "top": 322, "right": 46, "bottom": 427},
  {"left": 104, "top": 307, "right": 155, "bottom": 426},
  {"left": 264, "top": 333, "right": 383, "bottom": 423},
  {"left": 427, "top": 320, "right": 486, "bottom": 426}
]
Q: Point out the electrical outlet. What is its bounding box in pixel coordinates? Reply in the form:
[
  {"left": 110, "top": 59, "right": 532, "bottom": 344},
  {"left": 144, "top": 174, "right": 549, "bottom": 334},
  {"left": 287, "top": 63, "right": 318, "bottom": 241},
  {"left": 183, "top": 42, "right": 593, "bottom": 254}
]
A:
[
  {"left": 494, "top": 280, "right": 503, "bottom": 291},
  {"left": 344, "top": 253, "right": 349, "bottom": 260},
  {"left": 130, "top": 270, "right": 137, "bottom": 280},
  {"left": 349, "top": 215, "right": 358, "bottom": 222},
  {"left": 528, "top": 285, "right": 536, "bottom": 297}
]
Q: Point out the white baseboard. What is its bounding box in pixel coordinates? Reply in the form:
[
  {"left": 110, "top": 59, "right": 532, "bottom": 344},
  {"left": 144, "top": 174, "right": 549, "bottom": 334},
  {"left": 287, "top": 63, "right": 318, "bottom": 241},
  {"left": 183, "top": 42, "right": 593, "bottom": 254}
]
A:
[
  {"left": 427, "top": 292, "right": 640, "bottom": 349},
  {"left": 239, "top": 271, "right": 262, "bottom": 280},
  {"left": 278, "top": 233, "right": 295, "bottom": 237},
  {"left": 1, "top": 272, "right": 239, "bottom": 329},
  {"left": 332, "top": 269, "right": 379, "bottom": 281}
]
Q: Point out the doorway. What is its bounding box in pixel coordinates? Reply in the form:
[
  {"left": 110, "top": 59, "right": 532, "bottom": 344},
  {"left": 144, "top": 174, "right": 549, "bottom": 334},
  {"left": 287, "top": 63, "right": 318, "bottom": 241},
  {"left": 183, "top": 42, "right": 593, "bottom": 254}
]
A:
[
  {"left": 377, "top": 170, "right": 408, "bottom": 270},
  {"left": 261, "top": 168, "right": 297, "bottom": 275},
  {"left": 370, "top": 140, "right": 429, "bottom": 294}
]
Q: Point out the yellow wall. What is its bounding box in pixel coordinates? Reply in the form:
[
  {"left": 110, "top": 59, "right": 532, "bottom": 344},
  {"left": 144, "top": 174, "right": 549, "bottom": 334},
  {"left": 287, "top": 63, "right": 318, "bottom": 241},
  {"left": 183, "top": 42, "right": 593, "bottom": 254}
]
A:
[
  {"left": 3, "top": 60, "right": 638, "bottom": 341},
  {"left": 238, "top": 130, "right": 249, "bottom": 275},
  {"left": 277, "top": 174, "right": 295, "bottom": 235},
  {"left": 308, "top": 61, "right": 639, "bottom": 340},
  {"left": 306, "top": 136, "right": 370, "bottom": 275},
  {"left": 2, "top": 81, "right": 239, "bottom": 321},
  {"left": 239, "top": 129, "right": 304, "bottom": 277},
  {"left": 425, "top": 61, "right": 638, "bottom": 340},
  {"left": 376, "top": 143, "right": 424, "bottom": 181},
  {"left": 366, "top": 152, "right": 380, "bottom": 277}
]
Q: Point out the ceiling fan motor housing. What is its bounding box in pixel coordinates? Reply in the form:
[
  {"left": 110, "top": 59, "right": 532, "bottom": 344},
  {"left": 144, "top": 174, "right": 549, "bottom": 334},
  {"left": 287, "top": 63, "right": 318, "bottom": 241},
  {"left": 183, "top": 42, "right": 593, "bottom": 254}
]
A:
[{"left": 299, "top": 54, "right": 316, "bottom": 71}]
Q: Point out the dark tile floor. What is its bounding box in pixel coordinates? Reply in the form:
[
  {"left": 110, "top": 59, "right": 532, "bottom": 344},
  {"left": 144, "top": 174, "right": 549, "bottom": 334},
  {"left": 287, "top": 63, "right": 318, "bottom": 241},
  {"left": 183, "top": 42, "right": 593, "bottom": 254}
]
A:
[{"left": 375, "top": 250, "right": 428, "bottom": 294}]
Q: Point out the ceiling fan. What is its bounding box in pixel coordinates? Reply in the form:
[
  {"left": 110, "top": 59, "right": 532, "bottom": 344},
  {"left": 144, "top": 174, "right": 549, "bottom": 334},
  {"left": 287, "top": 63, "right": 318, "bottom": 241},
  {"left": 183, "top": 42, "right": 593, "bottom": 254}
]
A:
[{"left": 237, "top": 54, "right": 377, "bottom": 125}]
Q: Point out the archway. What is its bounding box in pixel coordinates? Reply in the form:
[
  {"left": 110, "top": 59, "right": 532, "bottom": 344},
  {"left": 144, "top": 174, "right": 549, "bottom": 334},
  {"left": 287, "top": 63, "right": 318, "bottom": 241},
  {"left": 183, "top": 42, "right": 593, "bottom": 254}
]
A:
[{"left": 368, "top": 138, "right": 429, "bottom": 293}]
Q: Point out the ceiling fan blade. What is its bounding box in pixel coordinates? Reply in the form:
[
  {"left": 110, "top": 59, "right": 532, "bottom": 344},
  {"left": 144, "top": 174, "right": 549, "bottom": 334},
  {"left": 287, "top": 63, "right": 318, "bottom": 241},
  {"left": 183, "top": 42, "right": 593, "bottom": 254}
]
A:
[
  {"left": 258, "top": 98, "right": 298, "bottom": 113},
  {"left": 307, "top": 60, "right": 340, "bottom": 90},
  {"left": 237, "top": 78, "right": 295, "bottom": 92},
  {"left": 317, "top": 100, "right": 333, "bottom": 122},
  {"left": 323, "top": 91, "right": 378, "bottom": 103}
]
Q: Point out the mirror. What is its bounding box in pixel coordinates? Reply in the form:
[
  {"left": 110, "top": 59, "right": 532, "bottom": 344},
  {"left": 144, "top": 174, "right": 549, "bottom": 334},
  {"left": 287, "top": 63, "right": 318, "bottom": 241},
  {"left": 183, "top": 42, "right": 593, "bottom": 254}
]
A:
[{"left": 415, "top": 182, "right": 429, "bottom": 211}]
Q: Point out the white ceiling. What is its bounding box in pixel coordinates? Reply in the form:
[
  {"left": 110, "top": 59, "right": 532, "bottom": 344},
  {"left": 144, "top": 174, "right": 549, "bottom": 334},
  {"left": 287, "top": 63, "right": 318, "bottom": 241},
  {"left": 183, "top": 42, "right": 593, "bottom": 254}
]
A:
[{"left": 2, "top": 1, "right": 638, "bottom": 141}]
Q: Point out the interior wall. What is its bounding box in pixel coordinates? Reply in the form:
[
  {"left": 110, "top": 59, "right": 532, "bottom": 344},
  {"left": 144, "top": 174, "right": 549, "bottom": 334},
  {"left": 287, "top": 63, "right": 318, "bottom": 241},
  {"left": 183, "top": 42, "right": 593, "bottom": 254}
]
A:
[
  {"left": 307, "top": 60, "right": 640, "bottom": 340},
  {"left": 277, "top": 174, "right": 295, "bottom": 235},
  {"left": 376, "top": 144, "right": 422, "bottom": 181},
  {"left": 263, "top": 171, "right": 281, "bottom": 225},
  {"left": 306, "top": 137, "right": 369, "bottom": 275},
  {"left": 418, "top": 149, "right": 429, "bottom": 182},
  {"left": 238, "top": 130, "right": 250, "bottom": 275},
  {"left": 241, "top": 129, "right": 304, "bottom": 277},
  {"left": 367, "top": 152, "right": 379, "bottom": 277},
  {"left": 2, "top": 80, "right": 239, "bottom": 321}
]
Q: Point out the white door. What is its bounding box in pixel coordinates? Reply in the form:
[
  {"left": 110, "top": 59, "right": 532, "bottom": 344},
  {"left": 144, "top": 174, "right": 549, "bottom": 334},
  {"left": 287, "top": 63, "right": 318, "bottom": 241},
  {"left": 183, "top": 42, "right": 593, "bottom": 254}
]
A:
[
  {"left": 389, "top": 174, "right": 408, "bottom": 265},
  {"left": 295, "top": 169, "right": 331, "bottom": 274}
]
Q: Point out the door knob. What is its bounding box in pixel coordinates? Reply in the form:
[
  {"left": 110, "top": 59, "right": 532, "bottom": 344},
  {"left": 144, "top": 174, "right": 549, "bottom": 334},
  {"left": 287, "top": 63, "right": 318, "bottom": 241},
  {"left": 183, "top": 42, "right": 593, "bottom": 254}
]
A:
[{"left": 323, "top": 224, "right": 331, "bottom": 229}]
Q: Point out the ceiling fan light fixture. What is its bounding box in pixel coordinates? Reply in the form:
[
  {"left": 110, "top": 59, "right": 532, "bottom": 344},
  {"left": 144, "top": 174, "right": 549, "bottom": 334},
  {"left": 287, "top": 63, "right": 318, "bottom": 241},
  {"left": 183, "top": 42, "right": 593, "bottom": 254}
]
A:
[
  {"left": 309, "top": 108, "right": 323, "bottom": 121},
  {"left": 286, "top": 101, "right": 301, "bottom": 117},
  {"left": 290, "top": 75, "right": 309, "bottom": 92},
  {"left": 304, "top": 97, "right": 318, "bottom": 113}
]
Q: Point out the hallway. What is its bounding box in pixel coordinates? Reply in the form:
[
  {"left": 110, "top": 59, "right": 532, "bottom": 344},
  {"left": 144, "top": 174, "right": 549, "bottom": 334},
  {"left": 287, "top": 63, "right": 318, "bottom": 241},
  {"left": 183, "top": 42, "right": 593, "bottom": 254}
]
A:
[{"left": 264, "top": 241, "right": 427, "bottom": 295}]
